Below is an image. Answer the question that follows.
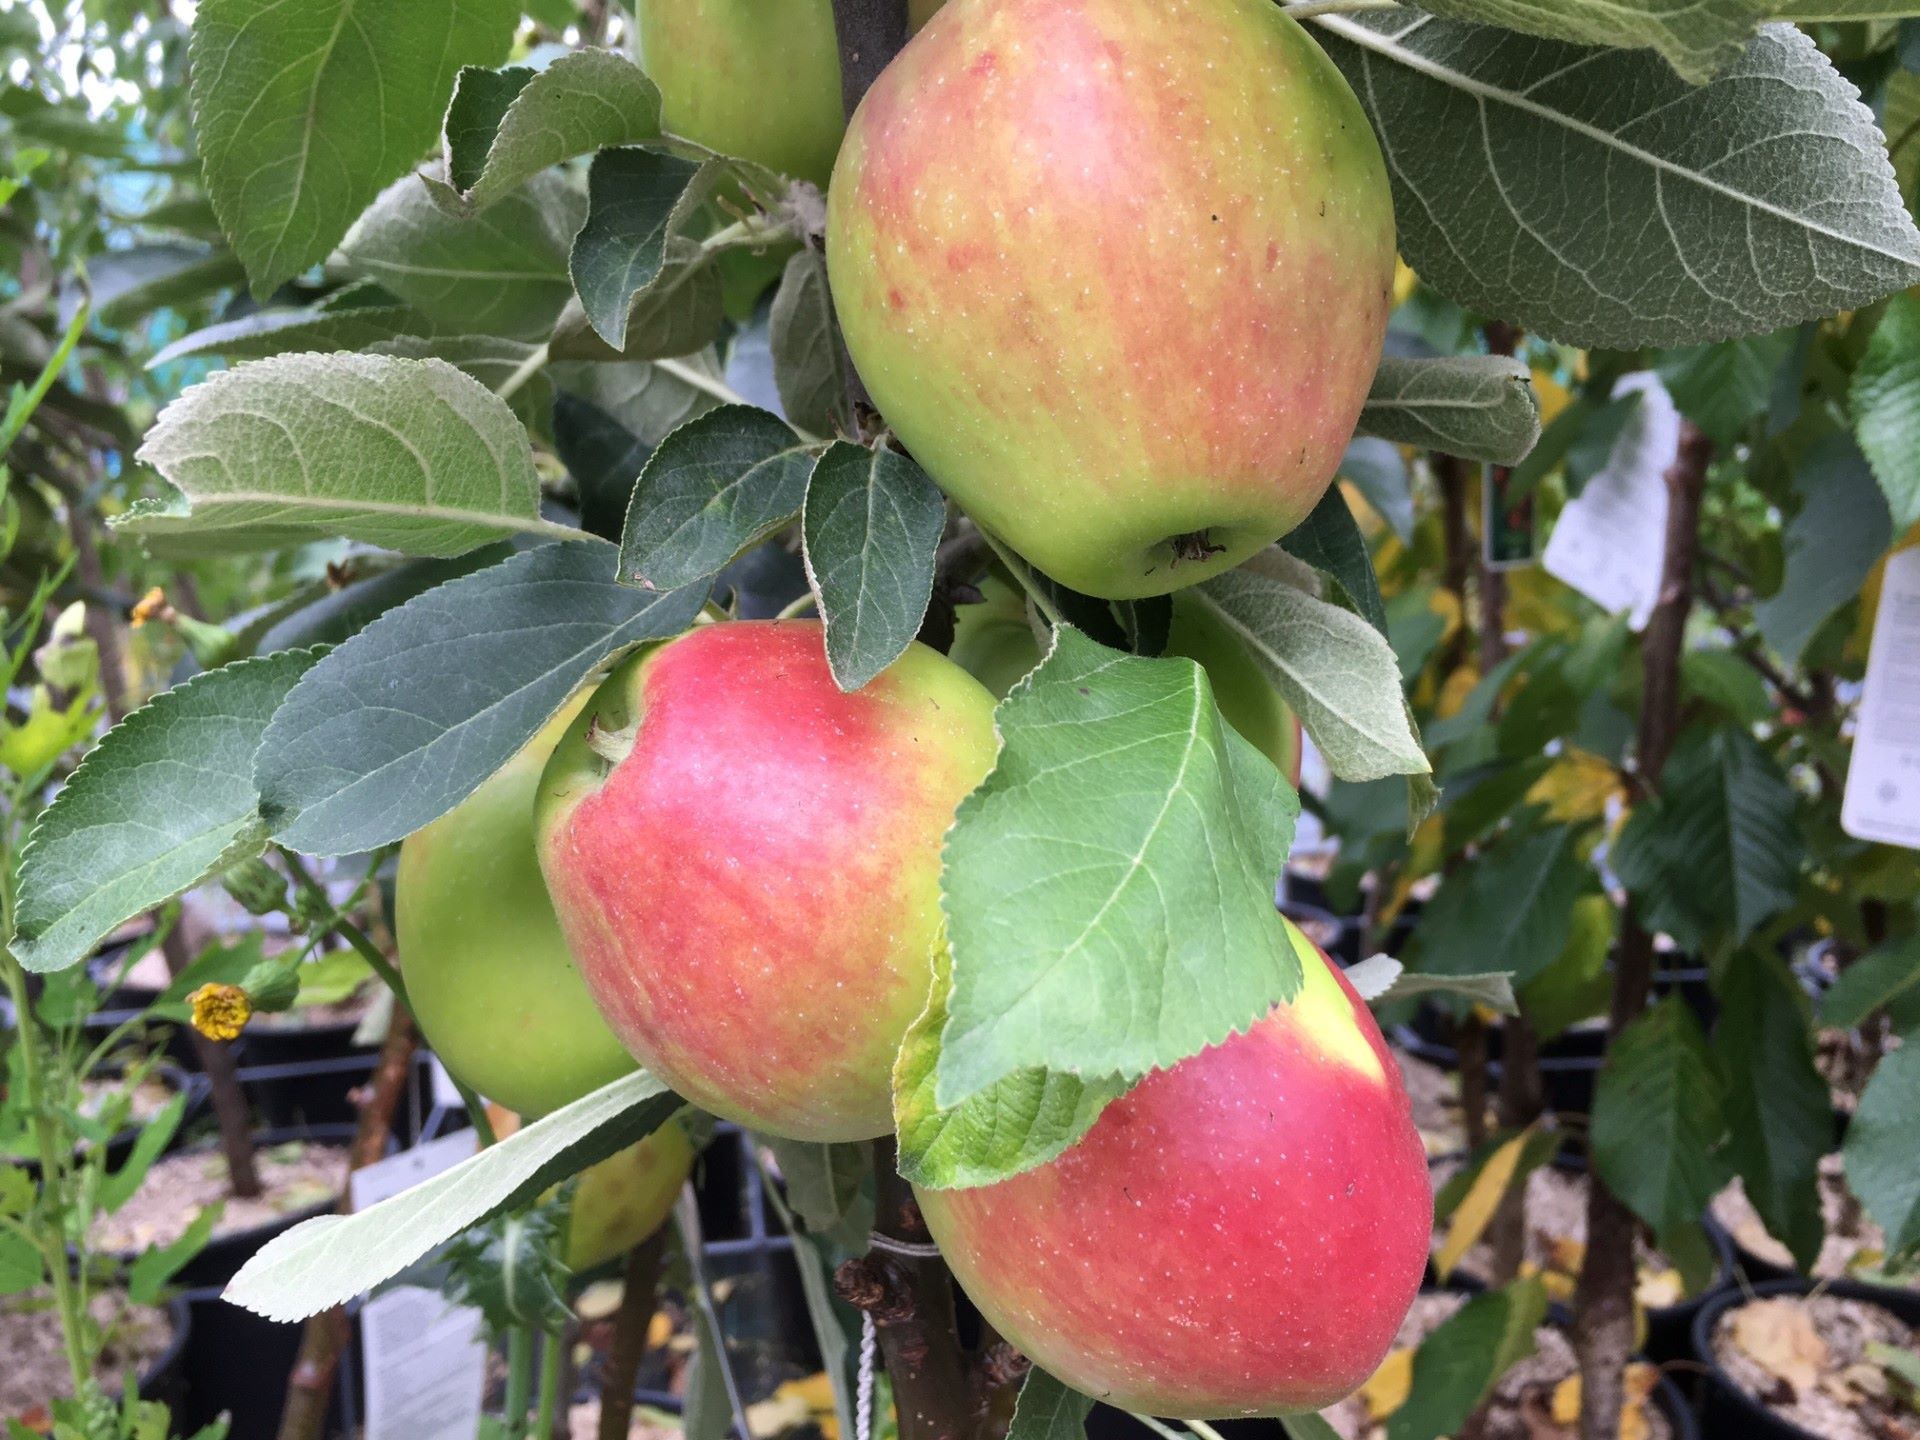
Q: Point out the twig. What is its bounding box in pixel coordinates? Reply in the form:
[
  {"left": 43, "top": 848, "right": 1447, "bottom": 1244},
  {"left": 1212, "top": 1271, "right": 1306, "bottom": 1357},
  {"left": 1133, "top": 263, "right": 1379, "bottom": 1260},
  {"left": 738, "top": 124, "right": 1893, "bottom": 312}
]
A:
[
  {"left": 597, "top": 1227, "right": 669, "bottom": 1440},
  {"left": 1572, "top": 423, "right": 1711, "bottom": 1440}
]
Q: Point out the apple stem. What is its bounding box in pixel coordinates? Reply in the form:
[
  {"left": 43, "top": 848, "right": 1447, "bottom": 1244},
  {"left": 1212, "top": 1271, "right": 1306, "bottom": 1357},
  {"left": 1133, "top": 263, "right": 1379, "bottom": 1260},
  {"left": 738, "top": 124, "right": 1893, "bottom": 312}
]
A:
[
  {"left": 583, "top": 714, "right": 639, "bottom": 769},
  {"left": 1571, "top": 422, "right": 1711, "bottom": 1440}
]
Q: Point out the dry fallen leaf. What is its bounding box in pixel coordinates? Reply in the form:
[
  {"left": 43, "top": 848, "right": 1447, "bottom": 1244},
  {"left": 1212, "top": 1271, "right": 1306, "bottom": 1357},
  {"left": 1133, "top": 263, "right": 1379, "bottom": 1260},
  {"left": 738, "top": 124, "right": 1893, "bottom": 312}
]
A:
[
  {"left": 1550, "top": 1365, "right": 1658, "bottom": 1440},
  {"left": 1730, "top": 1297, "right": 1829, "bottom": 1393},
  {"left": 1436, "top": 1132, "right": 1528, "bottom": 1279},
  {"left": 1635, "top": 1267, "right": 1685, "bottom": 1309}
]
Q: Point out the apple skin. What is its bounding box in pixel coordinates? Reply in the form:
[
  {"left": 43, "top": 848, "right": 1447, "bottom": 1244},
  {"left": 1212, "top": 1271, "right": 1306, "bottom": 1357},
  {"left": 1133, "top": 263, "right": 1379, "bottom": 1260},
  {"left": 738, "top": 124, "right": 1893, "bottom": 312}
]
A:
[
  {"left": 949, "top": 577, "right": 1302, "bottom": 786},
  {"left": 536, "top": 621, "right": 998, "bottom": 1143},
  {"left": 397, "top": 694, "right": 639, "bottom": 1120},
  {"left": 635, "top": 0, "right": 847, "bottom": 188},
  {"left": 827, "top": 0, "right": 1395, "bottom": 599},
  {"left": 916, "top": 927, "right": 1430, "bottom": 1416},
  {"left": 563, "top": 1122, "right": 695, "bottom": 1271}
]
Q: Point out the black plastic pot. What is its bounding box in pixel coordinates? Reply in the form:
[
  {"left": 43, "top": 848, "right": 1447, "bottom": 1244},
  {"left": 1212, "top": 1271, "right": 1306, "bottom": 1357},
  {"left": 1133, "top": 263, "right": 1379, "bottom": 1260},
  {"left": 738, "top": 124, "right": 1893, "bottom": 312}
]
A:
[
  {"left": 139, "top": 1297, "right": 194, "bottom": 1417},
  {"left": 1692, "top": 1278, "right": 1920, "bottom": 1440},
  {"left": 1392, "top": 1016, "right": 1607, "bottom": 1117},
  {"left": 3, "top": 1063, "right": 203, "bottom": 1178},
  {"left": 240, "top": 1018, "right": 379, "bottom": 1128},
  {"left": 176, "top": 1292, "right": 354, "bottom": 1440},
  {"left": 173, "top": 1123, "right": 355, "bottom": 1289}
]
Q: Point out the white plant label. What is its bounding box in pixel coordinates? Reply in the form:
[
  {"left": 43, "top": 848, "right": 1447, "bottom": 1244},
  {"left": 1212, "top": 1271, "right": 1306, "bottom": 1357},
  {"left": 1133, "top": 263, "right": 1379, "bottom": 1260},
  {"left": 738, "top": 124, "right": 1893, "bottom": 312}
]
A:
[
  {"left": 353, "top": 1129, "right": 488, "bottom": 1440},
  {"left": 1843, "top": 546, "right": 1920, "bottom": 850},
  {"left": 1541, "top": 372, "right": 1680, "bottom": 630}
]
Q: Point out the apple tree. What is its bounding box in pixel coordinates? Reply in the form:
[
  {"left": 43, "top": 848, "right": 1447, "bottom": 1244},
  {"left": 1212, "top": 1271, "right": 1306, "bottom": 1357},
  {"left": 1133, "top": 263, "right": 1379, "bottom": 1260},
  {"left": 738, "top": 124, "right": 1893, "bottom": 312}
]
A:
[{"left": 6, "top": 2, "right": 1920, "bottom": 1440}]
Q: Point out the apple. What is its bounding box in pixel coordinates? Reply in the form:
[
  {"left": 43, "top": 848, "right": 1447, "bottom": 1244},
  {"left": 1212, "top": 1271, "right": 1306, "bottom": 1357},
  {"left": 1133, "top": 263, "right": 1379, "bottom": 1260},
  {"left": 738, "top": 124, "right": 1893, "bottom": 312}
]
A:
[
  {"left": 915, "top": 925, "right": 1429, "bottom": 1416},
  {"left": 487, "top": 1104, "right": 695, "bottom": 1272},
  {"left": 827, "top": 0, "right": 1395, "bottom": 599},
  {"left": 949, "top": 576, "right": 1302, "bottom": 786},
  {"left": 635, "top": 0, "right": 847, "bottom": 189},
  {"left": 397, "top": 693, "right": 639, "bottom": 1120},
  {"left": 536, "top": 621, "right": 998, "bottom": 1143}
]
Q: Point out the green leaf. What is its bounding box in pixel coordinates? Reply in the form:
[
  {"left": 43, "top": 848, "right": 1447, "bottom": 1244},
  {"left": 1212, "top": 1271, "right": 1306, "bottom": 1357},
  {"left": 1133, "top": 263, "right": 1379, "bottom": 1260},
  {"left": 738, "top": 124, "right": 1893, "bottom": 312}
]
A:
[
  {"left": 936, "top": 628, "right": 1303, "bottom": 1107},
  {"left": 340, "top": 172, "right": 581, "bottom": 342},
  {"left": 1340, "top": 436, "right": 1414, "bottom": 543},
  {"left": 1194, "top": 566, "right": 1429, "bottom": 784},
  {"left": 88, "top": 243, "right": 247, "bottom": 326},
  {"left": 188, "top": 0, "right": 518, "bottom": 295},
  {"left": 99, "top": 1092, "right": 189, "bottom": 1215},
  {"left": 129, "top": 1204, "right": 223, "bottom": 1305},
  {"left": 127, "top": 352, "right": 569, "bottom": 558},
  {"left": 1409, "top": 822, "right": 1592, "bottom": 987},
  {"left": 1843, "top": 1024, "right": 1920, "bottom": 1263},
  {"left": 758, "top": 1138, "right": 872, "bottom": 1251},
  {"left": 618, "top": 404, "right": 813, "bottom": 592},
  {"left": 226, "top": 1070, "right": 681, "bottom": 1321},
  {"left": 801, "top": 443, "right": 948, "bottom": 692},
  {"left": 256, "top": 540, "right": 706, "bottom": 856},
  {"left": 367, "top": 334, "right": 553, "bottom": 437},
  {"left": 676, "top": 1193, "right": 746, "bottom": 1440},
  {"left": 1407, "top": 0, "right": 1759, "bottom": 82},
  {"left": 1716, "top": 951, "right": 1831, "bottom": 1274},
  {"left": 1007, "top": 1371, "right": 1094, "bottom": 1440},
  {"left": 551, "top": 354, "right": 727, "bottom": 448},
  {"left": 1612, "top": 727, "right": 1803, "bottom": 949},
  {"left": 1852, "top": 291, "right": 1920, "bottom": 532},
  {"left": 1681, "top": 649, "right": 1774, "bottom": 726},
  {"left": 759, "top": 1179, "right": 857, "bottom": 1440},
  {"left": 769, "top": 247, "right": 845, "bottom": 439},
  {"left": 1358, "top": 355, "right": 1540, "bottom": 465},
  {"left": 1311, "top": 15, "right": 1920, "bottom": 348},
  {"left": 1387, "top": 1279, "right": 1548, "bottom": 1440},
  {"left": 1278, "top": 489, "right": 1389, "bottom": 636},
  {"left": 1818, "top": 936, "right": 1920, "bottom": 1030},
  {"left": 1345, "top": 955, "right": 1518, "bottom": 1015},
  {"left": 1591, "top": 999, "right": 1730, "bottom": 1243},
  {"left": 893, "top": 944, "right": 1124, "bottom": 1190},
  {"left": 435, "top": 49, "right": 662, "bottom": 212},
  {"left": 0, "top": 1232, "right": 40, "bottom": 1296},
  {"left": 1753, "top": 433, "right": 1893, "bottom": 662},
  {"left": 1774, "top": 0, "right": 1920, "bottom": 14},
  {"left": 1656, "top": 330, "right": 1800, "bottom": 448},
  {"left": 442, "top": 1205, "right": 573, "bottom": 1329},
  {"left": 148, "top": 303, "right": 439, "bottom": 368},
  {"left": 11, "top": 649, "right": 322, "bottom": 974}
]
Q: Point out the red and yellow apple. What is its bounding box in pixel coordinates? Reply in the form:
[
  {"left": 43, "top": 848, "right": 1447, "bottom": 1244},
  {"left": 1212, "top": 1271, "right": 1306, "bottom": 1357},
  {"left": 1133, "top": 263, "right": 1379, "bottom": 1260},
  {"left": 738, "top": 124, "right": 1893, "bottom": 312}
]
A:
[
  {"left": 536, "top": 621, "right": 998, "bottom": 1142},
  {"left": 635, "top": 0, "right": 848, "bottom": 188},
  {"left": 397, "top": 694, "right": 638, "bottom": 1120},
  {"left": 949, "top": 575, "right": 1303, "bottom": 786},
  {"left": 917, "top": 925, "right": 1429, "bottom": 1416},
  {"left": 827, "top": 0, "right": 1395, "bottom": 599}
]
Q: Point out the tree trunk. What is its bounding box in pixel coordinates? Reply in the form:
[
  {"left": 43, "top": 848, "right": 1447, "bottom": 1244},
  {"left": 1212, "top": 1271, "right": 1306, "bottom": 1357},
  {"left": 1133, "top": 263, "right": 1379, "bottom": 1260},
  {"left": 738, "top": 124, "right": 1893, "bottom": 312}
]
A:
[{"left": 1574, "top": 423, "right": 1710, "bottom": 1440}]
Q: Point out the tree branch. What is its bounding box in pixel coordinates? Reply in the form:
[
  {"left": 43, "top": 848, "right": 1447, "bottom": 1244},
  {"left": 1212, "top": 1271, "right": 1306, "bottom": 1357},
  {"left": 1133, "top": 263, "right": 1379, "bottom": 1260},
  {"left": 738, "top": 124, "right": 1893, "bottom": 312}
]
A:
[
  {"left": 834, "top": 1139, "right": 992, "bottom": 1440},
  {"left": 598, "top": 1227, "right": 669, "bottom": 1440},
  {"left": 1573, "top": 422, "right": 1711, "bottom": 1440},
  {"left": 830, "top": 0, "right": 910, "bottom": 123}
]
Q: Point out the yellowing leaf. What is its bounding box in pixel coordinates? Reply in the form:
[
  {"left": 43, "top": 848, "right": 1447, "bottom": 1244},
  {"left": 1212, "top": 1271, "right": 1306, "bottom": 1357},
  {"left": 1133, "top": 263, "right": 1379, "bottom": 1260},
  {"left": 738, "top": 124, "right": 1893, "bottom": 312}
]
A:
[
  {"left": 1360, "top": 1347, "right": 1414, "bottom": 1421},
  {"left": 1552, "top": 1366, "right": 1657, "bottom": 1440},
  {"left": 1531, "top": 369, "right": 1573, "bottom": 426},
  {"left": 1526, "top": 749, "right": 1623, "bottom": 824},
  {"left": 1730, "top": 1297, "right": 1829, "bottom": 1393},
  {"left": 1435, "top": 1131, "right": 1527, "bottom": 1279},
  {"left": 1435, "top": 664, "right": 1481, "bottom": 719},
  {"left": 1636, "top": 1267, "right": 1686, "bottom": 1308}
]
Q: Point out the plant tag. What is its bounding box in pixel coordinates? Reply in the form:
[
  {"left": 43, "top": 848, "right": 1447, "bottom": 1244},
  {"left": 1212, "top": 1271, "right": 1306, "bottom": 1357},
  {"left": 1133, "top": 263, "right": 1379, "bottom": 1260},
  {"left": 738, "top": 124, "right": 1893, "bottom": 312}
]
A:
[
  {"left": 1541, "top": 373, "right": 1679, "bottom": 629},
  {"left": 1843, "top": 545, "right": 1920, "bottom": 850},
  {"left": 352, "top": 1129, "right": 488, "bottom": 1440}
]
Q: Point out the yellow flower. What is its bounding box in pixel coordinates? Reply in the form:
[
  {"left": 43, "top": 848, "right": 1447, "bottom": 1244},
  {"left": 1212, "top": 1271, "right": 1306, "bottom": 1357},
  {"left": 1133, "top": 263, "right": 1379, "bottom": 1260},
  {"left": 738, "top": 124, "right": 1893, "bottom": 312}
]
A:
[
  {"left": 129, "top": 587, "right": 169, "bottom": 627},
  {"left": 188, "top": 983, "right": 252, "bottom": 1041}
]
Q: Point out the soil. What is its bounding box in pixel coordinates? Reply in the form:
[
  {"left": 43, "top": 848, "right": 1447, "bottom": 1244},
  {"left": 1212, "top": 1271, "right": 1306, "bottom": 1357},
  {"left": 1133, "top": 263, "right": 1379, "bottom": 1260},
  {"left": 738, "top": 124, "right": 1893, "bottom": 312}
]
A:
[
  {"left": 1394, "top": 1048, "right": 1487, "bottom": 1157},
  {"left": 1817, "top": 1026, "right": 1893, "bottom": 1116},
  {"left": 91, "top": 1138, "right": 347, "bottom": 1253},
  {"left": 1320, "top": 1293, "right": 1674, "bottom": 1440},
  {"left": 0, "top": 1292, "right": 175, "bottom": 1419},
  {"left": 0, "top": 1073, "right": 179, "bottom": 1161},
  {"left": 1714, "top": 1158, "right": 1919, "bottom": 1288},
  {"left": 1432, "top": 1163, "right": 1700, "bottom": 1306},
  {"left": 1712, "top": 1292, "right": 1920, "bottom": 1440}
]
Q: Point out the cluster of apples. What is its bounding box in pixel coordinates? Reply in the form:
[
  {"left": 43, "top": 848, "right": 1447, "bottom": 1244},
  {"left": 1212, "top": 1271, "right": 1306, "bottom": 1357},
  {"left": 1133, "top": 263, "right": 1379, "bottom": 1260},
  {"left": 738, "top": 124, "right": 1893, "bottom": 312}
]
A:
[{"left": 397, "top": 0, "right": 1432, "bottom": 1419}]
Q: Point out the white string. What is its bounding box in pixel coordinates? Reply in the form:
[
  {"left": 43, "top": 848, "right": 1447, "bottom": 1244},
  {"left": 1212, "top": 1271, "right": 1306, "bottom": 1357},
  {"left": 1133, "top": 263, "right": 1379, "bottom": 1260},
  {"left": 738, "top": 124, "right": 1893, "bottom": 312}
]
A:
[
  {"left": 856, "top": 1310, "right": 878, "bottom": 1440},
  {"left": 867, "top": 1232, "right": 943, "bottom": 1259}
]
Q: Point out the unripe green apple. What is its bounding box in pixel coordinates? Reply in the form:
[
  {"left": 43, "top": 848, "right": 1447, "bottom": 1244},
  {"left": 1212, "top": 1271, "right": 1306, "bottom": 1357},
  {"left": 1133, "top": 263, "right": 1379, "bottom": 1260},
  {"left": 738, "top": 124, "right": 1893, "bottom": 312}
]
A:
[
  {"left": 635, "top": 0, "right": 847, "bottom": 188},
  {"left": 489, "top": 1103, "right": 695, "bottom": 1272},
  {"left": 536, "top": 621, "right": 998, "bottom": 1142},
  {"left": 397, "top": 695, "right": 638, "bottom": 1119},
  {"left": 828, "top": 0, "right": 1395, "bottom": 599},
  {"left": 916, "top": 926, "right": 1430, "bottom": 1416},
  {"left": 949, "top": 576, "right": 1303, "bottom": 786}
]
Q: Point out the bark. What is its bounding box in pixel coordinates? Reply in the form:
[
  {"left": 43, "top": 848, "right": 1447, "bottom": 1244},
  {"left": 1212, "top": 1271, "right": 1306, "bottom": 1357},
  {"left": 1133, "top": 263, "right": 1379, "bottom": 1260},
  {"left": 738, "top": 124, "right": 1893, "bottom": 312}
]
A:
[
  {"left": 1457, "top": 1017, "right": 1490, "bottom": 1150},
  {"left": 1574, "top": 423, "right": 1710, "bottom": 1440},
  {"left": 834, "top": 1140, "right": 997, "bottom": 1440},
  {"left": 276, "top": 1009, "right": 419, "bottom": 1440},
  {"left": 597, "top": 1228, "right": 669, "bottom": 1440}
]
